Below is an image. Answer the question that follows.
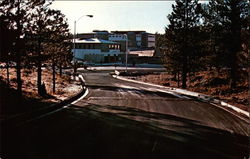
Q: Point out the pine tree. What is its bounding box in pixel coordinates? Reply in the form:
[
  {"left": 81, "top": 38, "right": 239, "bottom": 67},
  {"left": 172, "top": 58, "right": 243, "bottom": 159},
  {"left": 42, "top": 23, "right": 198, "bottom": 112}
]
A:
[
  {"left": 203, "top": 0, "right": 249, "bottom": 88},
  {"left": 165, "top": 0, "right": 202, "bottom": 88},
  {"left": 0, "top": 0, "right": 54, "bottom": 95},
  {"left": 0, "top": 15, "right": 18, "bottom": 85},
  {"left": 0, "top": 0, "right": 28, "bottom": 95},
  {"left": 24, "top": 1, "right": 58, "bottom": 96},
  {"left": 43, "top": 9, "right": 71, "bottom": 93}
]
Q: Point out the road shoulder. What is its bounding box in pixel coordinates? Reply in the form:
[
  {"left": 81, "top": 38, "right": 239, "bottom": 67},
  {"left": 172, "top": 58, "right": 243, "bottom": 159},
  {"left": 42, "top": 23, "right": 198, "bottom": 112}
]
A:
[{"left": 112, "top": 74, "right": 250, "bottom": 123}]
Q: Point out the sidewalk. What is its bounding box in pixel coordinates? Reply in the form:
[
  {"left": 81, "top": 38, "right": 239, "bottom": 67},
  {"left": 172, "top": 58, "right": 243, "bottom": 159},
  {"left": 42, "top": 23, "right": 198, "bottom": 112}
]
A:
[{"left": 77, "top": 63, "right": 166, "bottom": 71}]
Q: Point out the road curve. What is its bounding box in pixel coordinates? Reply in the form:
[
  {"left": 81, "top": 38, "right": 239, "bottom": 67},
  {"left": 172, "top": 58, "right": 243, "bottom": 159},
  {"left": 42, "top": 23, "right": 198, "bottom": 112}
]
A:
[
  {"left": 2, "top": 71, "right": 249, "bottom": 159},
  {"left": 79, "top": 72, "right": 249, "bottom": 136}
]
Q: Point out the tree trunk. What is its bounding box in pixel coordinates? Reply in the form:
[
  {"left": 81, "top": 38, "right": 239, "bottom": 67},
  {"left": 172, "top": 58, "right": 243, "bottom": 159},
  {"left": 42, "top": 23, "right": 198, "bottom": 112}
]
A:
[
  {"left": 73, "top": 61, "right": 77, "bottom": 77},
  {"left": 188, "top": 71, "right": 192, "bottom": 86},
  {"left": 16, "top": 0, "right": 22, "bottom": 96},
  {"left": 217, "top": 67, "right": 220, "bottom": 75},
  {"left": 59, "top": 64, "right": 62, "bottom": 77},
  {"left": 229, "top": 51, "right": 237, "bottom": 88},
  {"left": 52, "top": 60, "right": 56, "bottom": 94},
  {"left": 16, "top": 53, "right": 22, "bottom": 93},
  {"left": 177, "top": 71, "right": 180, "bottom": 88},
  {"left": 37, "top": 40, "right": 42, "bottom": 95},
  {"left": 182, "top": 0, "right": 188, "bottom": 89},
  {"left": 6, "top": 61, "right": 9, "bottom": 86},
  {"left": 16, "top": 54, "right": 22, "bottom": 94},
  {"left": 37, "top": 59, "right": 42, "bottom": 95},
  {"left": 173, "top": 72, "right": 177, "bottom": 81},
  {"left": 229, "top": 1, "right": 241, "bottom": 89},
  {"left": 182, "top": 57, "right": 187, "bottom": 89},
  {"left": 228, "top": 46, "right": 237, "bottom": 86}
]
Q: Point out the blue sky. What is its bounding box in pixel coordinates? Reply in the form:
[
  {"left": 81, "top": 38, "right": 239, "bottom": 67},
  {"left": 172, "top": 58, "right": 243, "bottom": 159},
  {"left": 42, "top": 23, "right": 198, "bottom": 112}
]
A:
[{"left": 50, "top": 1, "right": 175, "bottom": 34}]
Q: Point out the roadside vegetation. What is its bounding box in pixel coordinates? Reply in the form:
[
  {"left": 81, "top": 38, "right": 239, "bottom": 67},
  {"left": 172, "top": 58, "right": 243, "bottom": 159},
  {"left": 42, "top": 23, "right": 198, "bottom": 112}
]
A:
[
  {"left": 157, "top": 0, "right": 248, "bottom": 89},
  {"left": 153, "top": 0, "right": 249, "bottom": 110},
  {"left": 0, "top": 67, "right": 81, "bottom": 115},
  {"left": 125, "top": 69, "right": 248, "bottom": 111},
  {"left": 0, "top": 0, "right": 77, "bottom": 115},
  {"left": 0, "top": 0, "right": 72, "bottom": 97}
]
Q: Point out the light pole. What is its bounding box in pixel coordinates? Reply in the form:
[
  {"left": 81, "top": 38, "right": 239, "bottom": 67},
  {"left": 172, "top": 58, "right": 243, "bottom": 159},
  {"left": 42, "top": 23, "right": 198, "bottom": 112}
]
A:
[
  {"left": 125, "top": 34, "right": 128, "bottom": 72},
  {"left": 73, "top": 14, "right": 93, "bottom": 75}
]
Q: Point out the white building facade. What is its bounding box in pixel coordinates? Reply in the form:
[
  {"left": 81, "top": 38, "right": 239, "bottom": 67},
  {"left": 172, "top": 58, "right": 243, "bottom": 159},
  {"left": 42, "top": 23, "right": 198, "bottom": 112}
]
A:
[{"left": 72, "top": 38, "right": 124, "bottom": 63}]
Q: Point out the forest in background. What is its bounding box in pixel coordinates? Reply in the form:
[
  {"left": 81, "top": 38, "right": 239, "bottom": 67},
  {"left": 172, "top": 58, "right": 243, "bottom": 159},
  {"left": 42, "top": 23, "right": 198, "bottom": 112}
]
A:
[{"left": 157, "top": 0, "right": 249, "bottom": 90}]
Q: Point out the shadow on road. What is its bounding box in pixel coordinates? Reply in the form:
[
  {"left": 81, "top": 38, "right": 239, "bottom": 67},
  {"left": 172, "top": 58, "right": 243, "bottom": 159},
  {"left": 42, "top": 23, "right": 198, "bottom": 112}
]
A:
[{"left": 2, "top": 101, "right": 249, "bottom": 159}]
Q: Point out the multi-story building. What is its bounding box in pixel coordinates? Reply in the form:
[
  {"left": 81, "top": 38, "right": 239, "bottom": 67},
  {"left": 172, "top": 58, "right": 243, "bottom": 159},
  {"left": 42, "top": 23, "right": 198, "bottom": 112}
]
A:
[
  {"left": 136, "top": 33, "right": 142, "bottom": 48},
  {"left": 73, "top": 38, "right": 123, "bottom": 63},
  {"left": 108, "top": 34, "right": 127, "bottom": 52},
  {"left": 72, "top": 30, "right": 155, "bottom": 63},
  {"left": 144, "top": 33, "right": 155, "bottom": 48},
  {"left": 77, "top": 30, "right": 109, "bottom": 40},
  {"left": 111, "top": 31, "right": 156, "bottom": 50}
]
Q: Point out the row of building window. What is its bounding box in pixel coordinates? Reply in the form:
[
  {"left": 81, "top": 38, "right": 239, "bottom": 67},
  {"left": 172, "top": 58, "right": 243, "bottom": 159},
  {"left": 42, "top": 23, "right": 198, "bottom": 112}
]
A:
[
  {"left": 108, "top": 44, "right": 120, "bottom": 49},
  {"left": 75, "top": 44, "right": 120, "bottom": 50},
  {"left": 76, "top": 44, "right": 95, "bottom": 49},
  {"left": 86, "top": 54, "right": 118, "bottom": 56},
  {"left": 109, "top": 35, "right": 126, "bottom": 39}
]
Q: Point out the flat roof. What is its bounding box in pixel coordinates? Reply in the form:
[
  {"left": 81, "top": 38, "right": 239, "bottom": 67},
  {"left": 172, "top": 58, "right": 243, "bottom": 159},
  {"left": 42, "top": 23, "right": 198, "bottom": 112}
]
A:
[
  {"left": 77, "top": 33, "right": 96, "bottom": 35},
  {"left": 111, "top": 31, "right": 146, "bottom": 34},
  {"left": 75, "top": 38, "right": 117, "bottom": 44}
]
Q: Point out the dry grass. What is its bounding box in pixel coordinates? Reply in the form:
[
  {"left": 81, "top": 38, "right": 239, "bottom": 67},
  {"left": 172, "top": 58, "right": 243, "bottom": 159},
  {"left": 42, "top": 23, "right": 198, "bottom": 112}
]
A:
[{"left": 0, "top": 67, "right": 81, "bottom": 103}]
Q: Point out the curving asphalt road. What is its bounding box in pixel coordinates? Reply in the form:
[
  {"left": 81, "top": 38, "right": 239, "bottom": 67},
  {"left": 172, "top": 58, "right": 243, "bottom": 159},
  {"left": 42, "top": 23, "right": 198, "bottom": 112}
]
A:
[
  {"left": 2, "top": 71, "right": 249, "bottom": 159},
  {"left": 80, "top": 72, "right": 249, "bottom": 136}
]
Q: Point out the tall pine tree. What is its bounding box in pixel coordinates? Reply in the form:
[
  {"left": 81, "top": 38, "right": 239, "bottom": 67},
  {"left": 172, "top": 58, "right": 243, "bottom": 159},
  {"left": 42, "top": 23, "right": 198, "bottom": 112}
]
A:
[
  {"left": 43, "top": 9, "right": 71, "bottom": 94},
  {"left": 203, "top": 0, "right": 249, "bottom": 88},
  {"left": 165, "top": 0, "right": 202, "bottom": 88}
]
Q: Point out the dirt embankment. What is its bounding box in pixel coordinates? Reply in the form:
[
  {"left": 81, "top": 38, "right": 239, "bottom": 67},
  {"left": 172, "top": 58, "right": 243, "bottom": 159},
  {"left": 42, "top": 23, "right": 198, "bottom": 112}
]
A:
[
  {"left": 126, "top": 70, "right": 249, "bottom": 111},
  {"left": 0, "top": 67, "right": 81, "bottom": 115}
]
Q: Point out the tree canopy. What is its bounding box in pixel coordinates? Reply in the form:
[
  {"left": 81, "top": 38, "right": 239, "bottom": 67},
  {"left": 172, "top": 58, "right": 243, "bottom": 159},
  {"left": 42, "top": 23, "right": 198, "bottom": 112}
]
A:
[
  {"left": 0, "top": 0, "right": 71, "bottom": 96},
  {"left": 160, "top": 0, "right": 249, "bottom": 88}
]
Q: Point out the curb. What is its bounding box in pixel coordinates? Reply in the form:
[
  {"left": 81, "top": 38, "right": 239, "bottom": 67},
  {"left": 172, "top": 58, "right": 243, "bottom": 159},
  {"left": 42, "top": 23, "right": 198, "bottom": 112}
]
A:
[
  {"left": 113, "top": 74, "right": 249, "bottom": 119},
  {"left": 3, "top": 75, "right": 87, "bottom": 125}
]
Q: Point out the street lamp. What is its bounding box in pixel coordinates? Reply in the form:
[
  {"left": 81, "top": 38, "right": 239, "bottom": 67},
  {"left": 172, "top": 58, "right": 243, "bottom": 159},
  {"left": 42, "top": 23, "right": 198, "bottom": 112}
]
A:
[
  {"left": 124, "top": 34, "right": 128, "bottom": 72},
  {"left": 73, "top": 14, "right": 93, "bottom": 75}
]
